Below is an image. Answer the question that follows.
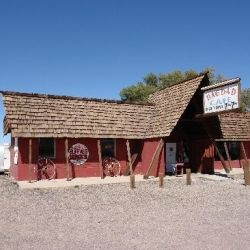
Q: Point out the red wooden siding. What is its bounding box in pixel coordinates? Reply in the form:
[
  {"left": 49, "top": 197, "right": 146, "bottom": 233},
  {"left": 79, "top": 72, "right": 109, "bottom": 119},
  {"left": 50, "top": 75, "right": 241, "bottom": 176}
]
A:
[
  {"left": 10, "top": 136, "right": 250, "bottom": 181},
  {"left": 12, "top": 137, "right": 163, "bottom": 181},
  {"left": 140, "top": 138, "right": 164, "bottom": 177},
  {"left": 189, "top": 139, "right": 214, "bottom": 174}
]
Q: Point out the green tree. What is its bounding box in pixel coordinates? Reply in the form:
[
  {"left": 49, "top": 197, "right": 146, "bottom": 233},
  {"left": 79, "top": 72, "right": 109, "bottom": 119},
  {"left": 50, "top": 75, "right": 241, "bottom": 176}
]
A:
[
  {"left": 241, "top": 88, "right": 250, "bottom": 111},
  {"left": 120, "top": 68, "right": 220, "bottom": 102},
  {"left": 143, "top": 73, "right": 158, "bottom": 87}
]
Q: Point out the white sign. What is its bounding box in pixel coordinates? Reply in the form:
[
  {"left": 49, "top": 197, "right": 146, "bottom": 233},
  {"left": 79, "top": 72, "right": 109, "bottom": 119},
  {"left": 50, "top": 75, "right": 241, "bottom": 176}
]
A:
[
  {"left": 68, "top": 143, "right": 89, "bottom": 165},
  {"left": 203, "top": 83, "right": 239, "bottom": 114}
]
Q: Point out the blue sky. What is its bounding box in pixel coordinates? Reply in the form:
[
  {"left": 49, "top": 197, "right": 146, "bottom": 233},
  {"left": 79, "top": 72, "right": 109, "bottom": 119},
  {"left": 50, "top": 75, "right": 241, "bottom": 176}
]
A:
[{"left": 0, "top": 0, "right": 250, "bottom": 143}]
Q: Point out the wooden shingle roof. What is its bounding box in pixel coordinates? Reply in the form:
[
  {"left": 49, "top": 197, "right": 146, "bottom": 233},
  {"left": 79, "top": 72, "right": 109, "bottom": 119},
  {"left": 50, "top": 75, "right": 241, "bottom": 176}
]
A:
[
  {"left": 1, "top": 92, "right": 155, "bottom": 139},
  {"left": 148, "top": 75, "right": 206, "bottom": 137},
  {"left": 217, "top": 112, "right": 250, "bottom": 141},
  {"left": 1, "top": 74, "right": 206, "bottom": 139}
]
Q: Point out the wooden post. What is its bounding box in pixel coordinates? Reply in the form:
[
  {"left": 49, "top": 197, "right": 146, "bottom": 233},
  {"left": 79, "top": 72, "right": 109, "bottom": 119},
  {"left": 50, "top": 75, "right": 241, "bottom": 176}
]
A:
[
  {"left": 186, "top": 168, "right": 191, "bottom": 185},
  {"left": 213, "top": 141, "right": 230, "bottom": 173},
  {"left": 159, "top": 173, "right": 164, "bottom": 188},
  {"left": 144, "top": 139, "right": 164, "bottom": 179},
  {"left": 126, "top": 140, "right": 133, "bottom": 175},
  {"left": 130, "top": 174, "right": 135, "bottom": 189},
  {"left": 126, "top": 140, "right": 135, "bottom": 189},
  {"left": 97, "top": 139, "right": 104, "bottom": 179},
  {"left": 242, "top": 160, "right": 250, "bottom": 186},
  {"left": 28, "top": 138, "right": 32, "bottom": 183},
  {"left": 224, "top": 142, "right": 232, "bottom": 170},
  {"left": 65, "top": 138, "right": 71, "bottom": 181},
  {"left": 240, "top": 142, "right": 247, "bottom": 160},
  {"left": 240, "top": 142, "right": 250, "bottom": 185},
  {"left": 124, "top": 153, "right": 138, "bottom": 176}
]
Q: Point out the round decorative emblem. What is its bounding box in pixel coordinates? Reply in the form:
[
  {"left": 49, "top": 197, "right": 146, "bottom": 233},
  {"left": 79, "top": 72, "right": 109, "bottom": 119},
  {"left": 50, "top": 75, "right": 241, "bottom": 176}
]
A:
[{"left": 68, "top": 143, "right": 89, "bottom": 165}]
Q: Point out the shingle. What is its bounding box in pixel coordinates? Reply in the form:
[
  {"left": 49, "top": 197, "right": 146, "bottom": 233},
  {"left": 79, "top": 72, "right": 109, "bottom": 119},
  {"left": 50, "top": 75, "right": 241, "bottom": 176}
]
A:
[
  {"left": 147, "top": 75, "right": 205, "bottom": 137},
  {"left": 218, "top": 112, "right": 250, "bottom": 140},
  {"left": 1, "top": 74, "right": 206, "bottom": 138},
  {"left": 1, "top": 92, "right": 155, "bottom": 138}
]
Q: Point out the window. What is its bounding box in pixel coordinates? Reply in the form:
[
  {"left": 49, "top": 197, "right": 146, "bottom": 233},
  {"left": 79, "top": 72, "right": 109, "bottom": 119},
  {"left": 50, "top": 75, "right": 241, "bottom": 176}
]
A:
[
  {"left": 39, "top": 138, "right": 55, "bottom": 158},
  {"left": 101, "top": 139, "right": 116, "bottom": 158},
  {"left": 215, "top": 141, "right": 240, "bottom": 161},
  {"left": 228, "top": 142, "right": 240, "bottom": 160}
]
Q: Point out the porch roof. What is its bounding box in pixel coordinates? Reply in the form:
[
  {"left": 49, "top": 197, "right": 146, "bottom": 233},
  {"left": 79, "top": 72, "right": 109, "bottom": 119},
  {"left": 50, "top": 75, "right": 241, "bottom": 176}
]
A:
[{"left": 217, "top": 112, "right": 250, "bottom": 141}]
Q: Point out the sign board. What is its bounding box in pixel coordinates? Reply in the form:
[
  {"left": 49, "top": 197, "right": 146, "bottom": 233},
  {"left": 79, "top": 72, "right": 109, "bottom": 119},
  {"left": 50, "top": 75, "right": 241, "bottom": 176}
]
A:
[
  {"left": 203, "top": 82, "right": 240, "bottom": 114},
  {"left": 68, "top": 143, "right": 89, "bottom": 165}
]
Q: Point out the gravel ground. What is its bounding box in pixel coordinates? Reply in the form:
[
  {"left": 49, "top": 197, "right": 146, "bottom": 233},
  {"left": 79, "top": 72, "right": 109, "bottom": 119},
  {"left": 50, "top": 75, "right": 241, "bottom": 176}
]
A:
[{"left": 0, "top": 174, "right": 250, "bottom": 250}]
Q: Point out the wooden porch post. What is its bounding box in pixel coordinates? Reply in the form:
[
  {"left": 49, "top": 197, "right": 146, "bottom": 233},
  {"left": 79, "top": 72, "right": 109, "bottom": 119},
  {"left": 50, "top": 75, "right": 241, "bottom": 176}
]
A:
[
  {"left": 241, "top": 141, "right": 247, "bottom": 160},
  {"left": 65, "top": 138, "right": 71, "bottom": 181},
  {"left": 213, "top": 141, "right": 230, "bottom": 173},
  {"left": 240, "top": 142, "right": 250, "bottom": 185},
  {"left": 28, "top": 138, "right": 32, "bottom": 183},
  {"left": 224, "top": 142, "right": 232, "bottom": 170},
  {"left": 126, "top": 140, "right": 135, "bottom": 188},
  {"left": 126, "top": 140, "right": 133, "bottom": 175},
  {"left": 97, "top": 139, "right": 104, "bottom": 179}
]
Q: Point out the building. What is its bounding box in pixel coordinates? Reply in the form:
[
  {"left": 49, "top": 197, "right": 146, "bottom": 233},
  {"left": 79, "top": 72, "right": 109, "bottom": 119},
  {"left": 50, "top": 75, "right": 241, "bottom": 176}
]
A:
[
  {"left": 0, "top": 143, "right": 10, "bottom": 172},
  {"left": 1, "top": 73, "right": 249, "bottom": 181}
]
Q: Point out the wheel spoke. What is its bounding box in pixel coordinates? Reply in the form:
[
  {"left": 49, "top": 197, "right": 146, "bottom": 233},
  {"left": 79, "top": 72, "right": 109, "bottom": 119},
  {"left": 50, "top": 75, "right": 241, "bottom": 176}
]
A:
[
  {"left": 37, "top": 158, "right": 56, "bottom": 180},
  {"left": 102, "top": 157, "right": 120, "bottom": 177}
]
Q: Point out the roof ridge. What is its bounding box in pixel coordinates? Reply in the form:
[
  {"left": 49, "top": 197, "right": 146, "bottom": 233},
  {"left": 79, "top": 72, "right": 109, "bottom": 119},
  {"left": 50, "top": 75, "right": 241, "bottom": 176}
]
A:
[
  {"left": 0, "top": 90, "right": 154, "bottom": 106},
  {"left": 149, "top": 72, "right": 206, "bottom": 96},
  {"left": 201, "top": 77, "right": 241, "bottom": 91}
]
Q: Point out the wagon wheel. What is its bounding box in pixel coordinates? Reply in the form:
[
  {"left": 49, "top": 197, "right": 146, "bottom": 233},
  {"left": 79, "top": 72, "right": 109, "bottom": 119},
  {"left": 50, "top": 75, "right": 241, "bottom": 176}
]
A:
[
  {"left": 37, "top": 158, "right": 56, "bottom": 180},
  {"left": 102, "top": 157, "right": 121, "bottom": 177}
]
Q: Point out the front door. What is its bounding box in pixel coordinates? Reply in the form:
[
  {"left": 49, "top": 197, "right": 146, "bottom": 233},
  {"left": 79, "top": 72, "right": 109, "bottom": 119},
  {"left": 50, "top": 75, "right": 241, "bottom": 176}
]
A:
[
  {"left": 165, "top": 143, "right": 177, "bottom": 174},
  {"left": 166, "top": 143, "right": 177, "bottom": 164}
]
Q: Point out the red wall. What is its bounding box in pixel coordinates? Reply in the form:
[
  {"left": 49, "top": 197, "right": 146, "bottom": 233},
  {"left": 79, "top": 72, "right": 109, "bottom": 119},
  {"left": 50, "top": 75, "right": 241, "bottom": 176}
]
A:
[
  {"left": 13, "top": 136, "right": 249, "bottom": 181},
  {"left": 12, "top": 137, "right": 164, "bottom": 181},
  {"left": 190, "top": 139, "right": 214, "bottom": 174},
  {"left": 139, "top": 138, "right": 165, "bottom": 177}
]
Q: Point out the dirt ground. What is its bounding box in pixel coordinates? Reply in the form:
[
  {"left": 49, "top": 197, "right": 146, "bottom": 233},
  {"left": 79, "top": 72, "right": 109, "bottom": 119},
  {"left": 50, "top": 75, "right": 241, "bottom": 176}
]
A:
[{"left": 0, "top": 174, "right": 250, "bottom": 250}]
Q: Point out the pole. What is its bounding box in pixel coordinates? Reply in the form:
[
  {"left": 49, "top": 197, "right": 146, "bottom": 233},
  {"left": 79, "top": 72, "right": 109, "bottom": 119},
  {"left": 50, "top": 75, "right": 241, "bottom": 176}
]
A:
[
  {"left": 65, "top": 138, "right": 71, "bottom": 181},
  {"left": 28, "top": 138, "right": 32, "bottom": 183},
  {"left": 126, "top": 140, "right": 133, "bottom": 175},
  {"left": 224, "top": 142, "right": 232, "bottom": 170},
  {"left": 242, "top": 160, "right": 250, "bottom": 186},
  {"left": 240, "top": 142, "right": 250, "bottom": 185},
  {"left": 241, "top": 142, "right": 247, "bottom": 160},
  {"left": 186, "top": 168, "right": 191, "bottom": 185},
  {"left": 159, "top": 172, "right": 164, "bottom": 188},
  {"left": 213, "top": 141, "right": 230, "bottom": 173},
  {"left": 130, "top": 174, "right": 135, "bottom": 189},
  {"left": 126, "top": 140, "right": 135, "bottom": 188},
  {"left": 97, "top": 139, "right": 104, "bottom": 179}
]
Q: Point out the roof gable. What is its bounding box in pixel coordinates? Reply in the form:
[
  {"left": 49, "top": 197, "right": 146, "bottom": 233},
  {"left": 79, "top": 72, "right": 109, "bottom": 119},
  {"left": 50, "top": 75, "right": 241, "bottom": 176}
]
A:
[{"left": 147, "top": 75, "right": 206, "bottom": 137}]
